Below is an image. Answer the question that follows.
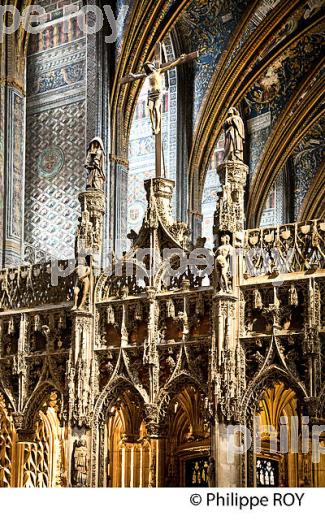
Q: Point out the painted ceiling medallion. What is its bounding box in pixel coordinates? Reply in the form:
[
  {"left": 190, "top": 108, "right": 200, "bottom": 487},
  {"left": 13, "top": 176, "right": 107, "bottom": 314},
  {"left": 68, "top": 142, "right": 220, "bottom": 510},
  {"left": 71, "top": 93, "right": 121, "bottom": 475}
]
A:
[{"left": 37, "top": 146, "right": 64, "bottom": 179}]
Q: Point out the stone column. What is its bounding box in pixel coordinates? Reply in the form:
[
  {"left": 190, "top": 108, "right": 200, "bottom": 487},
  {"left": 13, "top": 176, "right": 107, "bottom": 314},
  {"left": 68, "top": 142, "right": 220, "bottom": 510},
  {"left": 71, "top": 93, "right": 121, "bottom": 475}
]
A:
[
  {"left": 214, "top": 160, "right": 248, "bottom": 247},
  {"left": 110, "top": 157, "right": 129, "bottom": 256},
  {"left": 149, "top": 437, "right": 166, "bottom": 487},
  {"left": 210, "top": 158, "right": 248, "bottom": 486},
  {"left": 77, "top": 189, "right": 105, "bottom": 268},
  {"left": 2, "top": 87, "right": 26, "bottom": 267}
]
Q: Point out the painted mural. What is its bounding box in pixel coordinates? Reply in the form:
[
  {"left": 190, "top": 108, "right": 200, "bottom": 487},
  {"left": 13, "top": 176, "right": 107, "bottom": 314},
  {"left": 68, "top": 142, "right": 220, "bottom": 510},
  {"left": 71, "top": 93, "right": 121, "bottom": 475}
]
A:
[
  {"left": 245, "top": 20, "right": 324, "bottom": 177},
  {"left": 292, "top": 117, "right": 324, "bottom": 219},
  {"left": 177, "top": 0, "right": 251, "bottom": 121}
]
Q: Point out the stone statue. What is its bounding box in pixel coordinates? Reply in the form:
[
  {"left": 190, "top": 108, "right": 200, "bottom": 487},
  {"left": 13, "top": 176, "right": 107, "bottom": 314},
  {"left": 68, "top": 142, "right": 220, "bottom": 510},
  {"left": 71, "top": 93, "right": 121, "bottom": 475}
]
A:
[
  {"left": 121, "top": 51, "right": 199, "bottom": 135},
  {"left": 166, "top": 298, "right": 176, "bottom": 318},
  {"left": 107, "top": 305, "right": 115, "bottom": 324},
  {"left": 207, "top": 456, "right": 216, "bottom": 487},
  {"left": 72, "top": 258, "right": 91, "bottom": 310},
  {"left": 72, "top": 439, "right": 88, "bottom": 487},
  {"left": 223, "top": 107, "right": 245, "bottom": 162},
  {"left": 215, "top": 234, "right": 232, "bottom": 293},
  {"left": 253, "top": 288, "right": 263, "bottom": 310},
  {"left": 288, "top": 284, "right": 298, "bottom": 307},
  {"left": 125, "top": 58, "right": 183, "bottom": 134},
  {"left": 85, "top": 137, "right": 105, "bottom": 191}
]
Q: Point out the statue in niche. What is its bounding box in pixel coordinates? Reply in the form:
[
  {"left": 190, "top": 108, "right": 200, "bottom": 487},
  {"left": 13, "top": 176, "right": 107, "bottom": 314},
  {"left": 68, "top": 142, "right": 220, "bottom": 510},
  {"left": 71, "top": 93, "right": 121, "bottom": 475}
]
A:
[
  {"left": 288, "top": 284, "right": 299, "bottom": 307},
  {"left": 253, "top": 288, "right": 263, "bottom": 310},
  {"left": 107, "top": 305, "right": 115, "bottom": 324},
  {"left": 85, "top": 137, "right": 105, "bottom": 191},
  {"left": 215, "top": 234, "right": 232, "bottom": 293},
  {"left": 223, "top": 107, "right": 245, "bottom": 162},
  {"left": 72, "top": 257, "right": 91, "bottom": 311},
  {"left": 207, "top": 456, "right": 216, "bottom": 487},
  {"left": 166, "top": 298, "right": 176, "bottom": 318},
  {"left": 72, "top": 439, "right": 88, "bottom": 487}
]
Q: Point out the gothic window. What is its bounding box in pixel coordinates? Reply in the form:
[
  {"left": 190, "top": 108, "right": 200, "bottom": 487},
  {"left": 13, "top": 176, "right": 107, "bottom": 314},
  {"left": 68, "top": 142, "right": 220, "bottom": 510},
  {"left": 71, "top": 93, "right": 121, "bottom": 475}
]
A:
[
  {"left": 201, "top": 137, "right": 224, "bottom": 248},
  {"left": 260, "top": 169, "right": 286, "bottom": 227},
  {"left": 127, "top": 37, "right": 178, "bottom": 240},
  {"left": 256, "top": 458, "right": 278, "bottom": 487}
]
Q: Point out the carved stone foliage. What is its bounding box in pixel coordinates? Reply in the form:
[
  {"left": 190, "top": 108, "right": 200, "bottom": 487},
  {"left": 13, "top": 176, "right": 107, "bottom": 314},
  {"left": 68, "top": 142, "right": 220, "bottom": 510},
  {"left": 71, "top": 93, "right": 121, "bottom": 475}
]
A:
[
  {"left": 21, "top": 391, "right": 62, "bottom": 488},
  {"left": 96, "top": 304, "right": 124, "bottom": 349},
  {"left": 0, "top": 358, "right": 19, "bottom": 407},
  {"left": 0, "top": 395, "right": 16, "bottom": 487},
  {"left": 0, "top": 316, "right": 19, "bottom": 356},
  {"left": 76, "top": 190, "right": 105, "bottom": 257},
  {"left": 0, "top": 263, "right": 75, "bottom": 311},
  {"left": 244, "top": 219, "right": 325, "bottom": 277},
  {"left": 243, "top": 335, "right": 307, "bottom": 385},
  {"left": 22, "top": 418, "right": 51, "bottom": 487},
  {"left": 159, "top": 345, "right": 180, "bottom": 387},
  {"left": 242, "top": 283, "right": 306, "bottom": 336},
  {"left": 96, "top": 350, "right": 118, "bottom": 392},
  {"left": 214, "top": 161, "right": 248, "bottom": 239}
]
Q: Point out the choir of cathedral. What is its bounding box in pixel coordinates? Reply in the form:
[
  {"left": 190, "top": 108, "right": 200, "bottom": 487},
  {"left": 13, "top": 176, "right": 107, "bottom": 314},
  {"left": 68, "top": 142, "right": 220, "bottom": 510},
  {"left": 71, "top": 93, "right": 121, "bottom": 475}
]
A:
[{"left": 0, "top": 0, "right": 324, "bottom": 488}]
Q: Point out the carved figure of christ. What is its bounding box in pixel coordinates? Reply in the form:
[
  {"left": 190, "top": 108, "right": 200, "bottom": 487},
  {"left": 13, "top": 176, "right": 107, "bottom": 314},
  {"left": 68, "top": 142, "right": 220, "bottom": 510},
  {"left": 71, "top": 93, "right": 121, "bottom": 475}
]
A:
[{"left": 120, "top": 43, "right": 199, "bottom": 177}]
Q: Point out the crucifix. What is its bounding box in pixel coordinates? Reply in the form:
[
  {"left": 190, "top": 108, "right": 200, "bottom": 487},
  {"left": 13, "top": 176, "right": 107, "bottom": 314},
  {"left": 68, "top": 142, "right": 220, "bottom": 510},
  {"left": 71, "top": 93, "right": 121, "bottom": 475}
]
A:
[{"left": 120, "top": 43, "right": 200, "bottom": 178}]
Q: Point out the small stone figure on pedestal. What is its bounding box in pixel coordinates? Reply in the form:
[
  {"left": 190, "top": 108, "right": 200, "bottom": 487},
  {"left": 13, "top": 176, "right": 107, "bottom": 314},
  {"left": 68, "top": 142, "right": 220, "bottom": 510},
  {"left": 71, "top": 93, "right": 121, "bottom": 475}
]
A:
[
  {"left": 72, "top": 257, "right": 91, "bottom": 310},
  {"left": 85, "top": 137, "right": 105, "bottom": 191},
  {"left": 72, "top": 439, "right": 88, "bottom": 487},
  {"left": 223, "top": 107, "right": 245, "bottom": 162},
  {"left": 215, "top": 234, "right": 232, "bottom": 293}
]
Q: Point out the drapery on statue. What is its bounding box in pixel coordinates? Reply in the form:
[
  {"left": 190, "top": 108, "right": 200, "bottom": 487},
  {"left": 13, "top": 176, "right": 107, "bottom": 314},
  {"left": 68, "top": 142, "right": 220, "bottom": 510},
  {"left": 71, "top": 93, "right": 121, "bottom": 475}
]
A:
[
  {"left": 223, "top": 107, "right": 245, "bottom": 162},
  {"left": 85, "top": 137, "right": 105, "bottom": 191},
  {"left": 72, "top": 439, "right": 88, "bottom": 487},
  {"left": 120, "top": 49, "right": 200, "bottom": 135}
]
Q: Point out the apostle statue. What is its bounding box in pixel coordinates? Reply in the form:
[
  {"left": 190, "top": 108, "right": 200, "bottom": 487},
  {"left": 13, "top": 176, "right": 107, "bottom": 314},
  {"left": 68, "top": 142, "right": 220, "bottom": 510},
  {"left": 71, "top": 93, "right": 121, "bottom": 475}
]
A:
[
  {"left": 72, "top": 439, "right": 88, "bottom": 487},
  {"left": 223, "top": 107, "right": 245, "bottom": 162},
  {"left": 85, "top": 137, "right": 105, "bottom": 191}
]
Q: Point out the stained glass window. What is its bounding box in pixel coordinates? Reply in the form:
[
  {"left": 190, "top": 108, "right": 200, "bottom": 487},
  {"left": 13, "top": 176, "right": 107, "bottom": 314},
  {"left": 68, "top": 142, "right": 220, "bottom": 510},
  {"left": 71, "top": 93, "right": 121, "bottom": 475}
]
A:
[
  {"left": 185, "top": 458, "right": 209, "bottom": 487},
  {"left": 256, "top": 458, "right": 278, "bottom": 487},
  {"left": 201, "top": 137, "right": 224, "bottom": 248},
  {"left": 260, "top": 169, "right": 286, "bottom": 227}
]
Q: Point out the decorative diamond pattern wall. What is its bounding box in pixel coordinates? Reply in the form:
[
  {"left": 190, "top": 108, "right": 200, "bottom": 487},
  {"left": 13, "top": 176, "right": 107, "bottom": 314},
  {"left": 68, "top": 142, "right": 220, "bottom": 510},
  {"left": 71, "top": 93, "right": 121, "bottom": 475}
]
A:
[{"left": 24, "top": 101, "right": 86, "bottom": 259}]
